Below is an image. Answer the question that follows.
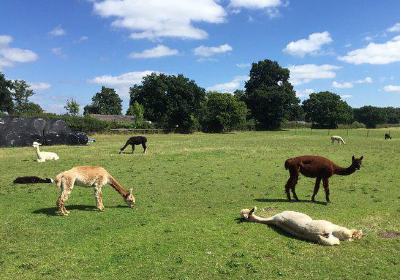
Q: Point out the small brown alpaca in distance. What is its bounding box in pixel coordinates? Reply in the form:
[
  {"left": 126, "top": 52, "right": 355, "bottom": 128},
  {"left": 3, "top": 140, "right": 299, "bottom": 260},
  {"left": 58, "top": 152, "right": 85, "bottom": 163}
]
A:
[{"left": 284, "top": 155, "right": 363, "bottom": 202}]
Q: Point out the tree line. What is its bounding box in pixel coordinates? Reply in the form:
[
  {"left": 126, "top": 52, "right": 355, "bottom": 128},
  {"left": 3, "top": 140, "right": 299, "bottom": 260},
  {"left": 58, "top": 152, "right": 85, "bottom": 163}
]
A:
[{"left": 1, "top": 59, "right": 400, "bottom": 132}]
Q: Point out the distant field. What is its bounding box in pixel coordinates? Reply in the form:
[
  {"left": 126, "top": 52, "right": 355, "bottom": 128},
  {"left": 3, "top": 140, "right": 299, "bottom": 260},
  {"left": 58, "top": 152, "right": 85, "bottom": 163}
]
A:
[{"left": 0, "top": 130, "right": 399, "bottom": 279}]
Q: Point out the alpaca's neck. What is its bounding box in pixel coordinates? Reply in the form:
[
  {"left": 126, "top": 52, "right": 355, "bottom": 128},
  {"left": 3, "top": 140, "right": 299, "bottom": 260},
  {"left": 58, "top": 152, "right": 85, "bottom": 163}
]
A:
[
  {"left": 34, "top": 146, "right": 41, "bottom": 157},
  {"left": 108, "top": 176, "right": 128, "bottom": 197},
  {"left": 333, "top": 164, "right": 356, "bottom": 176}
]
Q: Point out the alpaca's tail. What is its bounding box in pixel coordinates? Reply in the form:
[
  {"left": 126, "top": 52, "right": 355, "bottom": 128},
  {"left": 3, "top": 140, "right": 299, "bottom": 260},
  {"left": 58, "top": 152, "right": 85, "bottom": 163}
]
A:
[
  {"left": 55, "top": 174, "right": 63, "bottom": 188},
  {"left": 284, "top": 159, "right": 290, "bottom": 170},
  {"left": 240, "top": 206, "right": 274, "bottom": 224}
]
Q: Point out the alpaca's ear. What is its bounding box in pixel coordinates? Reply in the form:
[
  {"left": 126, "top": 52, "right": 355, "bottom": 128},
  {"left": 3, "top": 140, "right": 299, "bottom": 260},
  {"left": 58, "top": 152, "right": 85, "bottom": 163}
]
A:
[
  {"left": 129, "top": 188, "right": 133, "bottom": 194},
  {"left": 360, "top": 156, "right": 363, "bottom": 160},
  {"left": 352, "top": 155, "right": 355, "bottom": 161}
]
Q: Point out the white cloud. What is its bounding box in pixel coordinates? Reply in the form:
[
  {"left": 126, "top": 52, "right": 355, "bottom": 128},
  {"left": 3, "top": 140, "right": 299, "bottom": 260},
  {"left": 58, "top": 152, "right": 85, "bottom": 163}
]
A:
[
  {"left": 332, "top": 81, "right": 353, "bottom": 89},
  {"left": 229, "top": 0, "right": 287, "bottom": 18},
  {"left": 283, "top": 32, "right": 333, "bottom": 57},
  {"left": 383, "top": 85, "right": 400, "bottom": 93},
  {"left": 288, "top": 64, "right": 341, "bottom": 85},
  {"left": 0, "top": 48, "right": 38, "bottom": 63},
  {"left": 29, "top": 82, "right": 52, "bottom": 91},
  {"left": 296, "top": 88, "right": 314, "bottom": 98},
  {"left": 129, "top": 45, "right": 178, "bottom": 59},
  {"left": 88, "top": 70, "right": 158, "bottom": 97},
  {"left": 344, "top": 43, "right": 352, "bottom": 48},
  {"left": 206, "top": 75, "right": 249, "bottom": 92},
  {"left": 387, "top": 23, "right": 400, "bottom": 33},
  {"left": 51, "top": 47, "right": 67, "bottom": 59},
  {"left": 194, "top": 44, "right": 232, "bottom": 57},
  {"left": 340, "top": 95, "right": 353, "bottom": 99},
  {"left": 338, "top": 35, "right": 400, "bottom": 65},
  {"left": 0, "top": 35, "right": 13, "bottom": 47},
  {"left": 236, "top": 62, "right": 251, "bottom": 68},
  {"left": 230, "top": 0, "right": 283, "bottom": 9},
  {"left": 48, "top": 25, "right": 66, "bottom": 36},
  {"left": 0, "top": 35, "right": 38, "bottom": 70},
  {"left": 354, "top": 77, "right": 373, "bottom": 84},
  {"left": 93, "top": 0, "right": 226, "bottom": 40},
  {"left": 74, "top": 36, "right": 89, "bottom": 43}
]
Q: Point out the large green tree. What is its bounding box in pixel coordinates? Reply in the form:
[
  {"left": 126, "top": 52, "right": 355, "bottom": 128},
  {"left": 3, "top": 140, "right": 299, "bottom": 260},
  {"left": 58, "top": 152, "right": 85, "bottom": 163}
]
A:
[
  {"left": 201, "top": 92, "right": 248, "bottom": 132},
  {"left": 126, "top": 101, "right": 145, "bottom": 122},
  {"left": 19, "top": 102, "right": 43, "bottom": 115},
  {"left": 353, "top": 106, "right": 387, "bottom": 128},
  {"left": 84, "top": 86, "right": 122, "bottom": 115},
  {"left": 129, "top": 73, "right": 206, "bottom": 132},
  {"left": 0, "top": 72, "right": 14, "bottom": 113},
  {"left": 243, "top": 59, "right": 299, "bottom": 130},
  {"left": 302, "top": 91, "right": 353, "bottom": 128}
]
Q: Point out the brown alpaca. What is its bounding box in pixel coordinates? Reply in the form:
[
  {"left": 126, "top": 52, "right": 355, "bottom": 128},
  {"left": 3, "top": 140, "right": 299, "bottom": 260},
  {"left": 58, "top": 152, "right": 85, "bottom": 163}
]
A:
[
  {"left": 55, "top": 166, "right": 135, "bottom": 215},
  {"left": 284, "top": 155, "right": 363, "bottom": 202}
]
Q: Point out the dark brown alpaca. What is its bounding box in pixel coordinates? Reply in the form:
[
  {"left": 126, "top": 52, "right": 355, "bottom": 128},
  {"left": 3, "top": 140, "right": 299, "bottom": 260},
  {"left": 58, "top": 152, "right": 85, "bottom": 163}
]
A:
[{"left": 284, "top": 155, "right": 363, "bottom": 202}]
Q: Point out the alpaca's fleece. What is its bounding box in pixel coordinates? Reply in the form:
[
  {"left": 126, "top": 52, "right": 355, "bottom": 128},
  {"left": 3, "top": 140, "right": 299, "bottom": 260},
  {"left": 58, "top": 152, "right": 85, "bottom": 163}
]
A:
[
  {"left": 331, "top": 135, "right": 345, "bottom": 145},
  {"left": 240, "top": 207, "right": 363, "bottom": 246}
]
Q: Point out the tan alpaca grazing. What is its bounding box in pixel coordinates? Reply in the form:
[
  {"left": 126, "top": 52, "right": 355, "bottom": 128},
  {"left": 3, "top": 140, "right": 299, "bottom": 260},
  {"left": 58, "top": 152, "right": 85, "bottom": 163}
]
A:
[
  {"left": 240, "top": 207, "right": 363, "bottom": 246},
  {"left": 55, "top": 166, "right": 135, "bottom": 215}
]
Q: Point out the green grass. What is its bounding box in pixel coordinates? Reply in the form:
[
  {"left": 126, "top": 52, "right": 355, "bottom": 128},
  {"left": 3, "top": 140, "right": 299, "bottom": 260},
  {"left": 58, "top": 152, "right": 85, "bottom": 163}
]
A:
[{"left": 0, "top": 130, "right": 399, "bottom": 279}]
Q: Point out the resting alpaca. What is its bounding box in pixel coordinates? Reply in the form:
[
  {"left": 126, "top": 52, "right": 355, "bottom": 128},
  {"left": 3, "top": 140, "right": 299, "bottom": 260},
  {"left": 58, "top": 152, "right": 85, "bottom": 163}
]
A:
[
  {"left": 331, "top": 135, "right": 345, "bottom": 145},
  {"left": 55, "top": 166, "right": 135, "bottom": 216},
  {"left": 284, "top": 155, "right": 363, "bottom": 202},
  {"left": 14, "top": 176, "right": 53, "bottom": 184},
  {"left": 119, "top": 136, "right": 147, "bottom": 154},
  {"left": 240, "top": 207, "right": 363, "bottom": 246},
  {"left": 385, "top": 133, "right": 392, "bottom": 140},
  {"left": 32, "top": 142, "right": 59, "bottom": 162}
]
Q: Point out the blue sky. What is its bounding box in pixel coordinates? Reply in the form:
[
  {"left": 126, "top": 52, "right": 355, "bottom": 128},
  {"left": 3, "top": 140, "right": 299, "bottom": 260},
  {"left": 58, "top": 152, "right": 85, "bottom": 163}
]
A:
[{"left": 1, "top": 0, "right": 400, "bottom": 114}]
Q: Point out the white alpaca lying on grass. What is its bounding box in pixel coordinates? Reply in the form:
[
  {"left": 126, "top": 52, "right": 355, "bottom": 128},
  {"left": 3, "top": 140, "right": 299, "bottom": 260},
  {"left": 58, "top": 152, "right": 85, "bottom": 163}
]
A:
[
  {"left": 32, "top": 142, "right": 59, "bottom": 162},
  {"left": 240, "top": 207, "right": 363, "bottom": 246},
  {"left": 331, "top": 135, "right": 345, "bottom": 145}
]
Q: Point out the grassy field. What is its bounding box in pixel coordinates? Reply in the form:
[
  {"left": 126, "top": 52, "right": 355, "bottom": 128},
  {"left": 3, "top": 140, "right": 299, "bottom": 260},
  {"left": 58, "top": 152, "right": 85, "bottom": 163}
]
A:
[{"left": 0, "top": 130, "right": 399, "bottom": 279}]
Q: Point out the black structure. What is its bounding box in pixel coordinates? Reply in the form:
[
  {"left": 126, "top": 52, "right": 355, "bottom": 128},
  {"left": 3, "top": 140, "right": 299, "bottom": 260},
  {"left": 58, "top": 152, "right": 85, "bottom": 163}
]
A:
[{"left": 0, "top": 116, "right": 88, "bottom": 147}]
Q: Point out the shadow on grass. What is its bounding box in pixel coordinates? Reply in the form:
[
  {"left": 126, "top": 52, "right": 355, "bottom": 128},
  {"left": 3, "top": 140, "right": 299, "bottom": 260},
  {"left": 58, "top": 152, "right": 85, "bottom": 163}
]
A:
[
  {"left": 32, "top": 204, "right": 127, "bottom": 216},
  {"left": 254, "top": 198, "right": 328, "bottom": 206}
]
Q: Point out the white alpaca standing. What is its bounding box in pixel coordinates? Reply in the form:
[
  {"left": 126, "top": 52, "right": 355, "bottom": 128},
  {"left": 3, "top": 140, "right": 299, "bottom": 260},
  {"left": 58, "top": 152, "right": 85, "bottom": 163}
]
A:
[
  {"left": 331, "top": 135, "right": 345, "bottom": 145},
  {"left": 240, "top": 207, "right": 363, "bottom": 246},
  {"left": 32, "top": 142, "right": 59, "bottom": 162}
]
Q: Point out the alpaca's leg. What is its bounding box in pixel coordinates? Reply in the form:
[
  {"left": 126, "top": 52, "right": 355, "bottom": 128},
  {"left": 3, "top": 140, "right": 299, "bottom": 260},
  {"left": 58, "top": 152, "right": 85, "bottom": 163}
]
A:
[
  {"left": 142, "top": 143, "right": 147, "bottom": 153},
  {"left": 290, "top": 177, "right": 300, "bottom": 201},
  {"left": 132, "top": 144, "right": 136, "bottom": 154},
  {"left": 318, "top": 234, "right": 340, "bottom": 246},
  {"left": 311, "top": 177, "right": 322, "bottom": 201},
  {"left": 94, "top": 184, "right": 105, "bottom": 211},
  {"left": 120, "top": 141, "right": 130, "bottom": 154},
  {"left": 323, "top": 178, "right": 330, "bottom": 202},
  {"left": 56, "top": 178, "right": 74, "bottom": 215},
  {"left": 331, "top": 139, "right": 334, "bottom": 145},
  {"left": 285, "top": 174, "right": 298, "bottom": 202}
]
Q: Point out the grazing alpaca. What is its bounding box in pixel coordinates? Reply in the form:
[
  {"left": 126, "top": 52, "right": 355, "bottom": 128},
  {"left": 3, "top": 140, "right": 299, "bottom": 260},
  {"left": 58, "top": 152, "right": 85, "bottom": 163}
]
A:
[
  {"left": 13, "top": 176, "right": 53, "bottom": 184},
  {"left": 55, "top": 166, "right": 135, "bottom": 216},
  {"left": 119, "top": 136, "right": 147, "bottom": 154},
  {"left": 284, "top": 155, "right": 363, "bottom": 202},
  {"left": 240, "top": 207, "right": 363, "bottom": 246},
  {"left": 385, "top": 133, "right": 392, "bottom": 140},
  {"left": 331, "top": 135, "right": 345, "bottom": 145},
  {"left": 32, "top": 142, "right": 59, "bottom": 162}
]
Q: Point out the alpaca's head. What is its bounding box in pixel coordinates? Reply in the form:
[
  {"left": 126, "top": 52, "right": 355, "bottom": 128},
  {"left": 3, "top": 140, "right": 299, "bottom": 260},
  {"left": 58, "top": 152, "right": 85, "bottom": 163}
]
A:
[
  {"left": 351, "top": 230, "right": 363, "bottom": 240},
  {"left": 351, "top": 156, "right": 363, "bottom": 170},
  {"left": 240, "top": 206, "right": 256, "bottom": 219},
  {"left": 124, "top": 189, "right": 135, "bottom": 208},
  {"left": 32, "top": 142, "right": 42, "bottom": 147}
]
